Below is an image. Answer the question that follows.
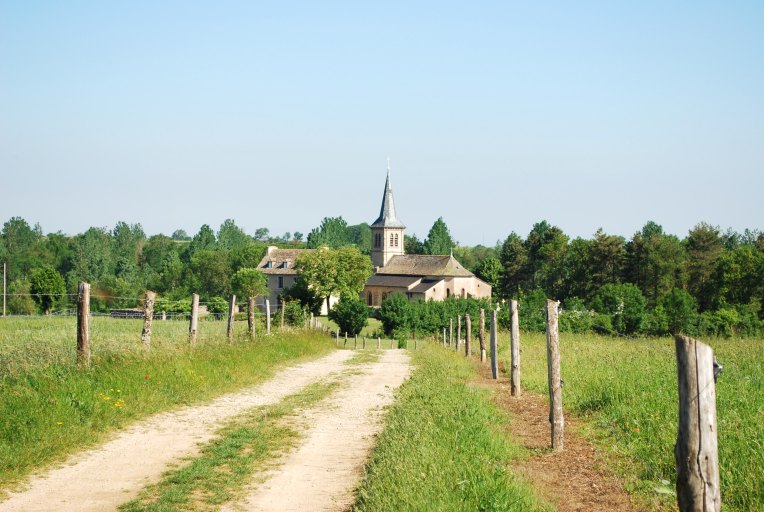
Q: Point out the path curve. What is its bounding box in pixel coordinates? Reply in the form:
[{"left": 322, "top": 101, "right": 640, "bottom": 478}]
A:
[
  {"left": 0, "top": 350, "right": 354, "bottom": 512},
  {"left": 224, "top": 349, "right": 411, "bottom": 512}
]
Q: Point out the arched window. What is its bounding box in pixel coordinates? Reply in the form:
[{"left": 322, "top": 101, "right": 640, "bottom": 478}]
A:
[
  {"left": 389, "top": 233, "right": 394, "bottom": 247},
  {"left": 394, "top": 233, "right": 399, "bottom": 247},
  {"left": 461, "top": 288, "right": 466, "bottom": 298},
  {"left": 446, "top": 289, "right": 451, "bottom": 298}
]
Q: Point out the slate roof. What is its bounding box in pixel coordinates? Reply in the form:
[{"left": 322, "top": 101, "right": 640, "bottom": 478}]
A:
[
  {"left": 370, "top": 170, "right": 405, "bottom": 229},
  {"left": 375, "top": 254, "right": 475, "bottom": 277},
  {"left": 257, "top": 248, "right": 311, "bottom": 275},
  {"left": 365, "top": 275, "right": 421, "bottom": 288}
]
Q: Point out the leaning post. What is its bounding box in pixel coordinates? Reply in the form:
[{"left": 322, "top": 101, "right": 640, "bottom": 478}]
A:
[
  {"left": 140, "top": 290, "right": 156, "bottom": 348},
  {"left": 674, "top": 335, "right": 721, "bottom": 512},
  {"left": 510, "top": 299, "right": 521, "bottom": 397},
  {"left": 545, "top": 299, "right": 564, "bottom": 450},
  {"left": 189, "top": 293, "right": 199, "bottom": 344},
  {"left": 280, "top": 300, "right": 285, "bottom": 330},
  {"left": 247, "top": 296, "right": 256, "bottom": 339},
  {"left": 449, "top": 318, "right": 453, "bottom": 346},
  {"left": 77, "top": 282, "right": 91, "bottom": 367}
]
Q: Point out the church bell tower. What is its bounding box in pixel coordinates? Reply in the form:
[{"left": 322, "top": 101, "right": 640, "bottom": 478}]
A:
[{"left": 370, "top": 160, "right": 405, "bottom": 268}]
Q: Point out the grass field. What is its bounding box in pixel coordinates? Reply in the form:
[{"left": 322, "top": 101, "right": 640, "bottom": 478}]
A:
[
  {"left": 500, "top": 331, "right": 764, "bottom": 511},
  {"left": 353, "top": 342, "right": 550, "bottom": 511},
  {"left": 0, "top": 316, "right": 334, "bottom": 491}
]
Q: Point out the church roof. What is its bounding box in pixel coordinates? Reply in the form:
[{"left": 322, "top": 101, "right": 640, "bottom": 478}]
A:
[
  {"left": 371, "top": 167, "right": 405, "bottom": 229},
  {"left": 375, "top": 254, "right": 475, "bottom": 277}
]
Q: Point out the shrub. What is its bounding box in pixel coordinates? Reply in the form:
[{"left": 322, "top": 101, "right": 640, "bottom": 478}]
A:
[
  {"left": 658, "top": 289, "right": 698, "bottom": 335},
  {"left": 328, "top": 295, "right": 368, "bottom": 337},
  {"left": 282, "top": 300, "right": 307, "bottom": 327},
  {"left": 29, "top": 265, "right": 66, "bottom": 314},
  {"left": 559, "top": 297, "right": 592, "bottom": 333},
  {"left": 378, "top": 293, "right": 411, "bottom": 336},
  {"left": 642, "top": 305, "right": 670, "bottom": 336}
]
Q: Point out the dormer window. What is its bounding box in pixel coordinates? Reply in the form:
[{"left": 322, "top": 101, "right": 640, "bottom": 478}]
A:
[
  {"left": 266, "top": 261, "right": 273, "bottom": 269},
  {"left": 282, "top": 261, "right": 289, "bottom": 269}
]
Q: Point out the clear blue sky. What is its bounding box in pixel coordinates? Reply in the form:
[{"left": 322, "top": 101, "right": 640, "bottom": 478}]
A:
[{"left": 2, "top": 1, "right": 762, "bottom": 246}]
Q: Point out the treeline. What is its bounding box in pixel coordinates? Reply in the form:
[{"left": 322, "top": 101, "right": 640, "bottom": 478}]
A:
[{"left": 465, "top": 221, "right": 764, "bottom": 338}]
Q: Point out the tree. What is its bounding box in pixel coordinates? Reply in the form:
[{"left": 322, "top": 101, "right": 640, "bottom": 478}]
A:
[
  {"left": 475, "top": 255, "right": 502, "bottom": 290},
  {"left": 188, "top": 225, "right": 216, "bottom": 257},
  {"left": 423, "top": 217, "right": 454, "bottom": 255},
  {"left": 295, "top": 246, "right": 373, "bottom": 312},
  {"left": 378, "top": 293, "right": 411, "bottom": 336},
  {"left": 293, "top": 231, "right": 304, "bottom": 242},
  {"left": 306, "top": 217, "right": 350, "bottom": 248},
  {"left": 658, "top": 289, "right": 698, "bottom": 335},
  {"left": 524, "top": 221, "right": 568, "bottom": 296},
  {"left": 30, "top": 265, "right": 66, "bottom": 314},
  {"left": 625, "top": 222, "right": 687, "bottom": 304},
  {"left": 218, "top": 219, "right": 251, "bottom": 249},
  {"left": 253, "top": 227, "right": 270, "bottom": 242},
  {"left": 499, "top": 232, "right": 528, "bottom": 299},
  {"left": 231, "top": 268, "right": 268, "bottom": 299},
  {"left": 171, "top": 229, "right": 191, "bottom": 241},
  {"left": 589, "top": 228, "right": 626, "bottom": 289},
  {"left": 329, "top": 295, "right": 368, "bottom": 336},
  {"left": 347, "top": 223, "right": 372, "bottom": 254},
  {"left": 685, "top": 222, "right": 724, "bottom": 310},
  {"left": 2, "top": 217, "right": 43, "bottom": 281},
  {"left": 230, "top": 244, "right": 267, "bottom": 272},
  {"left": 281, "top": 276, "right": 324, "bottom": 315},
  {"left": 112, "top": 221, "right": 145, "bottom": 264},
  {"left": 188, "top": 250, "right": 231, "bottom": 298},
  {"left": 592, "top": 283, "right": 647, "bottom": 335},
  {"left": 404, "top": 234, "right": 425, "bottom": 254}
]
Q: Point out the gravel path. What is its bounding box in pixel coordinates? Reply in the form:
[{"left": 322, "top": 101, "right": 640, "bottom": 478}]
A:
[
  {"left": 223, "top": 349, "right": 411, "bottom": 512},
  {"left": 0, "top": 350, "right": 354, "bottom": 512}
]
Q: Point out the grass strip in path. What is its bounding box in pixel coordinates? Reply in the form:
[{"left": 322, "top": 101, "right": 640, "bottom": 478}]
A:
[
  {"left": 352, "top": 342, "right": 549, "bottom": 512},
  {"left": 119, "top": 380, "right": 341, "bottom": 512}
]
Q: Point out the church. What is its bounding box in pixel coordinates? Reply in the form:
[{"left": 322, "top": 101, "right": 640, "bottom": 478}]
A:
[{"left": 259, "top": 166, "right": 492, "bottom": 311}]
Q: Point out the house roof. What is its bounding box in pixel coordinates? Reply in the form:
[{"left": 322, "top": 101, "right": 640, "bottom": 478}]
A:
[
  {"left": 375, "top": 254, "right": 475, "bottom": 278},
  {"left": 370, "top": 168, "right": 405, "bottom": 229},
  {"left": 365, "top": 275, "right": 421, "bottom": 288},
  {"left": 257, "top": 247, "right": 310, "bottom": 275}
]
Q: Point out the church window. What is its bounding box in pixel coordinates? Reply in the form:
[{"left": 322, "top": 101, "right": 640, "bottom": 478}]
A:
[
  {"left": 389, "top": 233, "right": 394, "bottom": 247},
  {"left": 394, "top": 234, "right": 399, "bottom": 247}
]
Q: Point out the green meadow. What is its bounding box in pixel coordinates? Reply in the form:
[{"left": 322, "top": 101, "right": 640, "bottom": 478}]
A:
[{"left": 500, "top": 332, "right": 764, "bottom": 511}]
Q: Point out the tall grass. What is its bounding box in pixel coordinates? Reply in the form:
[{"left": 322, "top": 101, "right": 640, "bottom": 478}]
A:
[
  {"left": 0, "top": 316, "right": 333, "bottom": 490},
  {"left": 353, "top": 342, "right": 549, "bottom": 512},
  {"left": 501, "top": 332, "right": 764, "bottom": 511}
]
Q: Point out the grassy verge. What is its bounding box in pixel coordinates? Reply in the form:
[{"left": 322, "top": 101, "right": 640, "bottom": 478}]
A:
[
  {"left": 0, "top": 317, "right": 334, "bottom": 491},
  {"left": 353, "top": 341, "right": 549, "bottom": 512},
  {"left": 501, "top": 332, "right": 764, "bottom": 511},
  {"left": 120, "top": 380, "right": 340, "bottom": 512}
]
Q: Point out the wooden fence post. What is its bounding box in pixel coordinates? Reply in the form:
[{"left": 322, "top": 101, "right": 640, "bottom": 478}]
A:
[
  {"left": 377, "top": 337, "right": 380, "bottom": 349},
  {"left": 391, "top": 337, "right": 394, "bottom": 349},
  {"left": 141, "top": 290, "right": 156, "bottom": 348},
  {"left": 189, "top": 293, "right": 199, "bottom": 344},
  {"left": 545, "top": 299, "right": 564, "bottom": 450},
  {"left": 161, "top": 311, "right": 166, "bottom": 321},
  {"left": 344, "top": 332, "right": 348, "bottom": 348},
  {"left": 77, "top": 282, "right": 91, "bottom": 367},
  {"left": 465, "top": 314, "right": 471, "bottom": 357},
  {"left": 490, "top": 310, "right": 498, "bottom": 379},
  {"left": 310, "top": 313, "right": 314, "bottom": 329},
  {"left": 510, "top": 299, "right": 521, "bottom": 397},
  {"left": 674, "top": 335, "right": 721, "bottom": 512},
  {"left": 442, "top": 327, "right": 446, "bottom": 346},
  {"left": 414, "top": 338, "right": 417, "bottom": 350},
  {"left": 456, "top": 316, "right": 461, "bottom": 351},
  {"left": 449, "top": 318, "right": 453, "bottom": 346},
  {"left": 265, "top": 299, "right": 271, "bottom": 335},
  {"left": 248, "top": 297, "right": 256, "bottom": 339},
  {"left": 280, "top": 301, "right": 285, "bottom": 330},
  {"left": 226, "top": 294, "right": 236, "bottom": 340},
  {"left": 479, "top": 308, "right": 486, "bottom": 363},
  {"left": 354, "top": 335, "right": 358, "bottom": 349},
  {"left": 336, "top": 330, "right": 339, "bottom": 346}
]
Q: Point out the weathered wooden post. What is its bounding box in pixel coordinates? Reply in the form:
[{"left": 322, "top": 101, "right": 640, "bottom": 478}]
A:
[
  {"left": 391, "top": 337, "right": 394, "bottom": 349},
  {"left": 363, "top": 336, "right": 366, "bottom": 349},
  {"left": 456, "top": 316, "right": 461, "bottom": 351},
  {"left": 442, "top": 327, "right": 446, "bottom": 346},
  {"left": 140, "top": 290, "right": 156, "bottom": 348},
  {"left": 545, "top": 299, "right": 564, "bottom": 450},
  {"left": 344, "top": 332, "right": 348, "bottom": 348},
  {"left": 310, "top": 313, "right": 315, "bottom": 329},
  {"left": 414, "top": 338, "right": 418, "bottom": 350},
  {"left": 377, "top": 336, "right": 380, "bottom": 349},
  {"left": 510, "top": 299, "right": 521, "bottom": 397},
  {"left": 335, "top": 330, "right": 339, "bottom": 346},
  {"left": 280, "top": 300, "right": 285, "bottom": 330},
  {"left": 674, "top": 335, "right": 721, "bottom": 512},
  {"left": 226, "top": 294, "right": 236, "bottom": 340},
  {"left": 248, "top": 297, "right": 256, "bottom": 339},
  {"left": 189, "top": 293, "right": 199, "bottom": 344},
  {"left": 265, "top": 299, "right": 271, "bottom": 335},
  {"left": 449, "top": 318, "right": 453, "bottom": 346},
  {"left": 479, "top": 308, "right": 486, "bottom": 363},
  {"left": 161, "top": 311, "right": 166, "bottom": 321},
  {"left": 465, "top": 314, "right": 471, "bottom": 357},
  {"left": 354, "top": 335, "right": 358, "bottom": 349},
  {"left": 490, "top": 310, "right": 498, "bottom": 379},
  {"left": 77, "top": 282, "right": 91, "bottom": 367}
]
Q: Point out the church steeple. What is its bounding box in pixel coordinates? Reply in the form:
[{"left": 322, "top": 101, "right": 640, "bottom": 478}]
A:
[{"left": 370, "top": 159, "right": 405, "bottom": 267}]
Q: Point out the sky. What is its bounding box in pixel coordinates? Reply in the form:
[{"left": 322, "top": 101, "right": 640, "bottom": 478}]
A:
[{"left": 1, "top": 1, "right": 762, "bottom": 246}]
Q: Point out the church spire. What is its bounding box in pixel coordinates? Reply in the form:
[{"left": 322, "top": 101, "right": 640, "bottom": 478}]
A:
[{"left": 371, "top": 159, "right": 405, "bottom": 229}]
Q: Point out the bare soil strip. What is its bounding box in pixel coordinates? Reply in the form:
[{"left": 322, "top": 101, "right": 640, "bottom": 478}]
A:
[
  {"left": 223, "top": 349, "right": 411, "bottom": 512},
  {"left": 476, "top": 366, "right": 645, "bottom": 512},
  {"left": 0, "top": 350, "right": 354, "bottom": 512}
]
